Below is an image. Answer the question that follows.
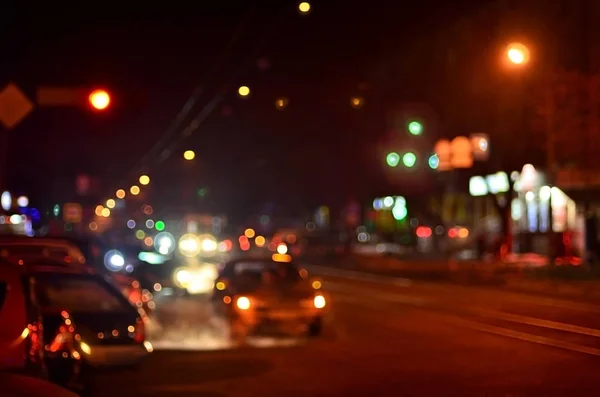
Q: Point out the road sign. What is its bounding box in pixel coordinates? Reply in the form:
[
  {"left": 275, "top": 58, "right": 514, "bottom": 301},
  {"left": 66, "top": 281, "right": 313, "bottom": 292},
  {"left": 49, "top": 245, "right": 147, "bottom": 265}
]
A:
[
  {"left": 63, "top": 203, "right": 83, "bottom": 224},
  {"left": 0, "top": 83, "right": 34, "bottom": 129}
]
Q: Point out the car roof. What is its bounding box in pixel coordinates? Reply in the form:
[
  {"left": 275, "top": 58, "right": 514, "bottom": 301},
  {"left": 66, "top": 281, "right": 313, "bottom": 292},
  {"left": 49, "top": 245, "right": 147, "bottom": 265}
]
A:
[
  {"left": 0, "top": 237, "right": 87, "bottom": 265},
  {"left": 0, "top": 257, "right": 97, "bottom": 276}
]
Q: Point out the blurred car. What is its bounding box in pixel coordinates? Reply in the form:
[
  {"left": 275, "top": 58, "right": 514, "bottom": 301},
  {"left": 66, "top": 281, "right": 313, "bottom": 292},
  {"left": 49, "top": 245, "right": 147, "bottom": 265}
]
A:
[
  {"left": 2, "top": 256, "right": 153, "bottom": 370},
  {"left": 0, "top": 236, "right": 87, "bottom": 267},
  {"left": 32, "top": 268, "right": 153, "bottom": 370},
  {"left": 0, "top": 261, "right": 83, "bottom": 389},
  {"left": 211, "top": 256, "right": 327, "bottom": 344}
]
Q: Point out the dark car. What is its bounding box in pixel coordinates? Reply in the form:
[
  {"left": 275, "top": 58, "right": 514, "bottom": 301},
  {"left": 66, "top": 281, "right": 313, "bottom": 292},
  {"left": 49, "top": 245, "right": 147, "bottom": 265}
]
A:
[
  {"left": 211, "top": 257, "right": 328, "bottom": 344},
  {"left": 32, "top": 268, "right": 153, "bottom": 370},
  {"left": 0, "top": 262, "right": 83, "bottom": 389}
]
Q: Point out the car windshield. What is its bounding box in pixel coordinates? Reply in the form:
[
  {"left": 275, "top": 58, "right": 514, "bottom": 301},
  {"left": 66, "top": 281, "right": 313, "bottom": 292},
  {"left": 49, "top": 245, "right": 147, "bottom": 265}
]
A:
[
  {"left": 233, "top": 261, "right": 301, "bottom": 287},
  {"left": 34, "top": 273, "right": 130, "bottom": 313}
]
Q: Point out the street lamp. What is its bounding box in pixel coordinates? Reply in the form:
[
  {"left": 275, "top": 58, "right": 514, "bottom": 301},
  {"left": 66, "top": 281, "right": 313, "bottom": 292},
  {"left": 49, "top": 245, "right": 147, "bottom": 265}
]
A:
[
  {"left": 506, "top": 42, "right": 530, "bottom": 66},
  {"left": 298, "top": 1, "right": 311, "bottom": 14},
  {"left": 139, "top": 175, "right": 150, "bottom": 186},
  {"left": 89, "top": 89, "right": 110, "bottom": 110},
  {"left": 238, "top": 86, "right": 250, "bottom": 98},
  {"left": 183, "top": 150, "right": 195, "bottom": 161}
]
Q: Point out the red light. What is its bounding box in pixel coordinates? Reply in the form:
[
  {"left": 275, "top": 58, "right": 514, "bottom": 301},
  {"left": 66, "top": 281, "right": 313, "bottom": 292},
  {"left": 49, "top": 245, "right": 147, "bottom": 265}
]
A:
[
  {"left": 416, "top": 226, "right": 432, "bottom": 238},
  {"left": 89, "top": 89, "right": 110, "bottom": 110},
  {"left": 448, "top": 228, "right": 458, "bottom": 238},
  {"left": 134, "top": 317, "right": 145, "bottom": 343},
  {"left": 238, "top": 235, "right": 248, "bottom": 244}
]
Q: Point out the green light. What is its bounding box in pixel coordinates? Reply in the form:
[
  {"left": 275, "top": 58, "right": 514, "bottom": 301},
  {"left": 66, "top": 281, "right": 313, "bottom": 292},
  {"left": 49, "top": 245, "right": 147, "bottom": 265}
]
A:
[
  {"left": 53, "top": 204, "right": 60, "bottom": 216},
  {"left": 408, "top": 121, "right": 423, "bottom": 136},
  {"left": 428, "top": 154, "right": 439, "bottom": 169},
  {"left": 402, "top": 152, "right": 417, "bottom": 167},
  {"left": 155, "top": 221, "right": 165, "bottom": 231},
  {"left": 386, "top": 152, "right": 400, "bottom": 167}
]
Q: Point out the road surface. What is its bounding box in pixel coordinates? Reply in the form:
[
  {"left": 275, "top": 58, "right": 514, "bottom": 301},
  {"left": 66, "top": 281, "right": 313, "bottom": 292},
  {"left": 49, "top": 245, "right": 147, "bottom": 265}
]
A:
[{"left": 88, "top": 268, "right": 600, "bottom": 396}]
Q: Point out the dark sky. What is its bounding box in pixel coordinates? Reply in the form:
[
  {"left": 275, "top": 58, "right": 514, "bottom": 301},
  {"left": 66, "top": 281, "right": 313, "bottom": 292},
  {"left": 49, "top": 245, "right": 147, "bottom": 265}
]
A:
[{"left": 0, "top": 0, "right": 567, "bottom": 220}]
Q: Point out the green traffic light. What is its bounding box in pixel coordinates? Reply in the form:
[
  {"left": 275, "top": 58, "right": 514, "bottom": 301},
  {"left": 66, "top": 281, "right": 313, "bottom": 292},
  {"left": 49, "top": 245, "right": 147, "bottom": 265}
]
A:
[
  {"left": 408, "top": 121, "right": 423, "bottom": 136},
  {"left": 386, "top": 152, "right": 400, "bottom": 167},
  {"left": 428, "top": 154, "right": 439, "bottom": 169},
  {"left": 155, "top": 221, "right": 165, "bottom": 231},
  {"left": 402, "top": 152, "right": 416, "bottom": 167}
]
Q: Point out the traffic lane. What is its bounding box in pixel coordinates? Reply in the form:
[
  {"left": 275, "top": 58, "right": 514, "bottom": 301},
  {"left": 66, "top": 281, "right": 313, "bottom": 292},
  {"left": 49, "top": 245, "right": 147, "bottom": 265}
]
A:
[
  {"left": 88, "top": 292, "right": 600, "bottom": 396},
  {"left": 315, "top": 268, "right": 600, "bottom": 331}
]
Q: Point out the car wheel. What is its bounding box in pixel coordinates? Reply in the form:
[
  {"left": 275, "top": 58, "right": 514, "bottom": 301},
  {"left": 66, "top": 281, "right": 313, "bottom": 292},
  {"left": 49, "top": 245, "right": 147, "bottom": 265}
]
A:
[{"left": 307, "top": 317, "right": 323, "bottom": 337}]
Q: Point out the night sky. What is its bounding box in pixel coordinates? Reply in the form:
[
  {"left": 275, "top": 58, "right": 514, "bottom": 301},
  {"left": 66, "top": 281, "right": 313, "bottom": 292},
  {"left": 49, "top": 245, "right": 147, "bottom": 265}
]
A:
[{"left": 0, "top": 1, "right": 573, "bottom": 221}]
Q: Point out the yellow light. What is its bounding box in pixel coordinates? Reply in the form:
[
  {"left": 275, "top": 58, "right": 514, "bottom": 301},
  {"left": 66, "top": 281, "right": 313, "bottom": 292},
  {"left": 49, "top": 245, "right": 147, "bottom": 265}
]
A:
[
  {"left": 312, "top": 280, "right": 322, "bottom": 289},
  {"left": 130, "top": 185, "right": 140, "bottom": 195},
  {"left": 80, "top": 341, "right": 92, "bottom": 355},
  {"left": 236, "top": 296, "right": 251, "bottom": 310},
  {"left": 314, "top": 295, "right": 326, "bottom": 309},
  {"left": 139, "top": 175, "right": 150, "bottom": 185},
  {"left": 94, "top": 205, "right": 103, "bottom": 216},
  {"left": 255, "top": 235, "right": 266, "bottom": 247},
  {"left": 178, "top": 234, "right": 201, "bottom": 257},
  {"left": 216, "top": 281, "right": 226, "bottom": 291},
  {"left": 506, "top": 42, "right": 530, "bottom": 65},
  {"left": 272, "top": 253, "right": 292, "bottom": 263},
  {"left": 244, "top": 228, "right": 255, "bottom": 238},
  {"left": 238, "top": 85, "right": 250, "bottom": 97},
  {"left": 116, "top": 189, "right": 126, "bottom": 199},
  {"left": 101, "top": 208, "right": 110, "bottom": 217},
  {"left": 298, "top": 1, "right": 311, "bottom": 13},
  {"left": 106, "top": 199, "right": 116, "bottom": 209},
  {"left": 183, "top": 150, "right": 195, "bottom": 161},
  {"left": 89, "top": 89, "right": 110, "bottom": 110}
]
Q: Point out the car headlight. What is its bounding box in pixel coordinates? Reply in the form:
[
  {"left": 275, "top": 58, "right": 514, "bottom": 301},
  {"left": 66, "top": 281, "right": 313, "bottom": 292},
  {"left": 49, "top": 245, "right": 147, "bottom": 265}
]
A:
[
  {"left": 236, "top": 296, "right": 251, "bottom": 310},
  {"left": 314, "top": 295, "right": 326, "bottom": 309}
]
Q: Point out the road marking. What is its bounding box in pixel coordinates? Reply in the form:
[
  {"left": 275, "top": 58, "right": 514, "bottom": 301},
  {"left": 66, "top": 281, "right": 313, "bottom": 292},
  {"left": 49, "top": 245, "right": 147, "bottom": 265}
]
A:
[
  {"left": 472, "top": 309, "right": 600, "bottom": 338},
  {"left": 448, "top": 316, "right": 600, "bottom": 357}
]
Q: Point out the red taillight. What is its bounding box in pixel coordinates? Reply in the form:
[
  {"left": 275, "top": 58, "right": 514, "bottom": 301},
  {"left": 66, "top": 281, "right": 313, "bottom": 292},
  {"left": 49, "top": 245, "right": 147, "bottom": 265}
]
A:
[
  {"left": 134, "top": 318, "right": 145, "bottom": 343},
  {"left": 49, "top": 325, "right": 71, "bottom": 352}
]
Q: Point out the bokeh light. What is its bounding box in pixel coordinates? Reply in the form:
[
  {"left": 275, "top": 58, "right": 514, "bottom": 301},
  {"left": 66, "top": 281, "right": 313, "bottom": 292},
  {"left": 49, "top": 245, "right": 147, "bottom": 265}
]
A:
[
  {"left": 238, "top": 85, "right": 250, "bottom": 97},
  {"left": 106, "top": 199, "right": 116, "bottom": 209},
  {"left": 183, "top": 150, "right": 195, "bottom": 161},
  {"left": 116, "top": 189, "right": 126, "bottom": 199},
  {"left": 130, "top": 185, "right": 140, "bottom": 195},
  {"left": 139, "top": 175, "right": 150, "bottom": 185}
]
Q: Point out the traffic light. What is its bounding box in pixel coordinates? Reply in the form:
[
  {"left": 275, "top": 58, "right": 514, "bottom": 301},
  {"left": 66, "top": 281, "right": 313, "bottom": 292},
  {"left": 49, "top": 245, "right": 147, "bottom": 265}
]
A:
[
  {"left": 89, "top": 89, "right": 110, "bottom": 110},
  {"left": 386, "top": 152, "right": 400, "bottom": 167},
  {"left": 428, "top": 154, "right": 439, "bottom": 169},
  {"left": 402, "top": 152, "right": 417, "bottom": 168},
  {"left": 408, "top": 120, "right": 423, "bottom": 136}
]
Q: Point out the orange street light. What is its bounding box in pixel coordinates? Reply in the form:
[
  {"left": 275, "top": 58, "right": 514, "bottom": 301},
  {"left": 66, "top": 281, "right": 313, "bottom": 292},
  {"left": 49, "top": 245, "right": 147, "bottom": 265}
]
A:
[
  {"left": 506, "top": 42, "right": 530, "bottom": 65},
  {"left": 89, "top": 89, "right": 111, "bottom": 110}
]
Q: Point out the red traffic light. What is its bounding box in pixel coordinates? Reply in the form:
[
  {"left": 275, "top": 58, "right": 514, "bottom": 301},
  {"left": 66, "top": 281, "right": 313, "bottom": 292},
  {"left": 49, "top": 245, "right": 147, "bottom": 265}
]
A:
[{"left": 89, "top": 89, "right": 110, "bottom": 110}]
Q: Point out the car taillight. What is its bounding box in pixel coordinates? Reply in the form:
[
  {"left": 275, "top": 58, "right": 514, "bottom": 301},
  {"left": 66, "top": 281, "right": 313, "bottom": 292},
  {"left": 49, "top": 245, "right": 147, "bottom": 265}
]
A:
[
  {"left": 134, "top": 318, "right": 145, "bottom": 343},
  {"left": 48, "top": 325, "right": 72, "bottom": 353}
]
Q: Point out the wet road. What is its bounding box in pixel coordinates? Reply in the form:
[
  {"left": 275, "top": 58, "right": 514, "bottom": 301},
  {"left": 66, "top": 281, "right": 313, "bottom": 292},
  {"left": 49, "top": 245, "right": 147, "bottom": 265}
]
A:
[{"left": 89, "top": 268, "right": 600, "bottom": 396}]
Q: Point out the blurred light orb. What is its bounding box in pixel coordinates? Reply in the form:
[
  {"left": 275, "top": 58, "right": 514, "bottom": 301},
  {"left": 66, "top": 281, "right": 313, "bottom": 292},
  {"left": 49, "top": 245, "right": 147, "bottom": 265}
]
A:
[
  {"left": 95, "top": 205, "right": 103, "bottom": 216},
  {"left": 145, "top": 219, "right": 154, "bottom": 229},
  {"left": 106, "top": 199, "right": 116, "bottom": 209},
  {"left": 139, "top": 175, "right": 150, "bottom": 185},
  {"left": 178, "top": 234, "right": 201, "bottom": 257},
  {"left": 277, "top": 243, "right": 288, "bottom": 255},
  {"left": 89, "top": 89, "right": 110, "bottom": 110},
  {"left": 238, "top": 86, "right": 250, "bottom": 97},
  {"left": 298, "top": 1, "right": 311, "bottom": 13},
  {"left": 1, "top": 191, "right": 11, "bottom": 211},
  {"left": 101, "top": 208, "right": 111, "bottom": 217},
  {"left": 183, "top": 150, "right": 195, "bottom": 161},
  {"left": 275, "top": 97, "right": 289, "bottom": 111},
  {"left": 127, "top": 219, "right": 136, "bottom": 229},
  {"left": 199, "top": 234, "right": 218, "bottom": 254},
  {"left": 350, "top": 96, "right": 364, "bottom": 109},
  {"left": 244, "top": 228, "right": 255, "bottom": 238},
  {"left": 104, "top": 250, "right": 125, "bottom": 272},
  {"left": 16, "top": 196, "right": 28, "bottom": 207},
  {"left": 506, "top": 42, "right": 530, "bottom": 65},
  {"left": 154, "top": 232, "right": 176, "bottom": 255},
  {"left": 386, "top": 152, "right": 400, "bottom": 167},
  {"left": 130, "top": 185, "right": 140, "bottom": 195},
  {"left": 116, "top": 189, "right": 126, "bottom": 199}
]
